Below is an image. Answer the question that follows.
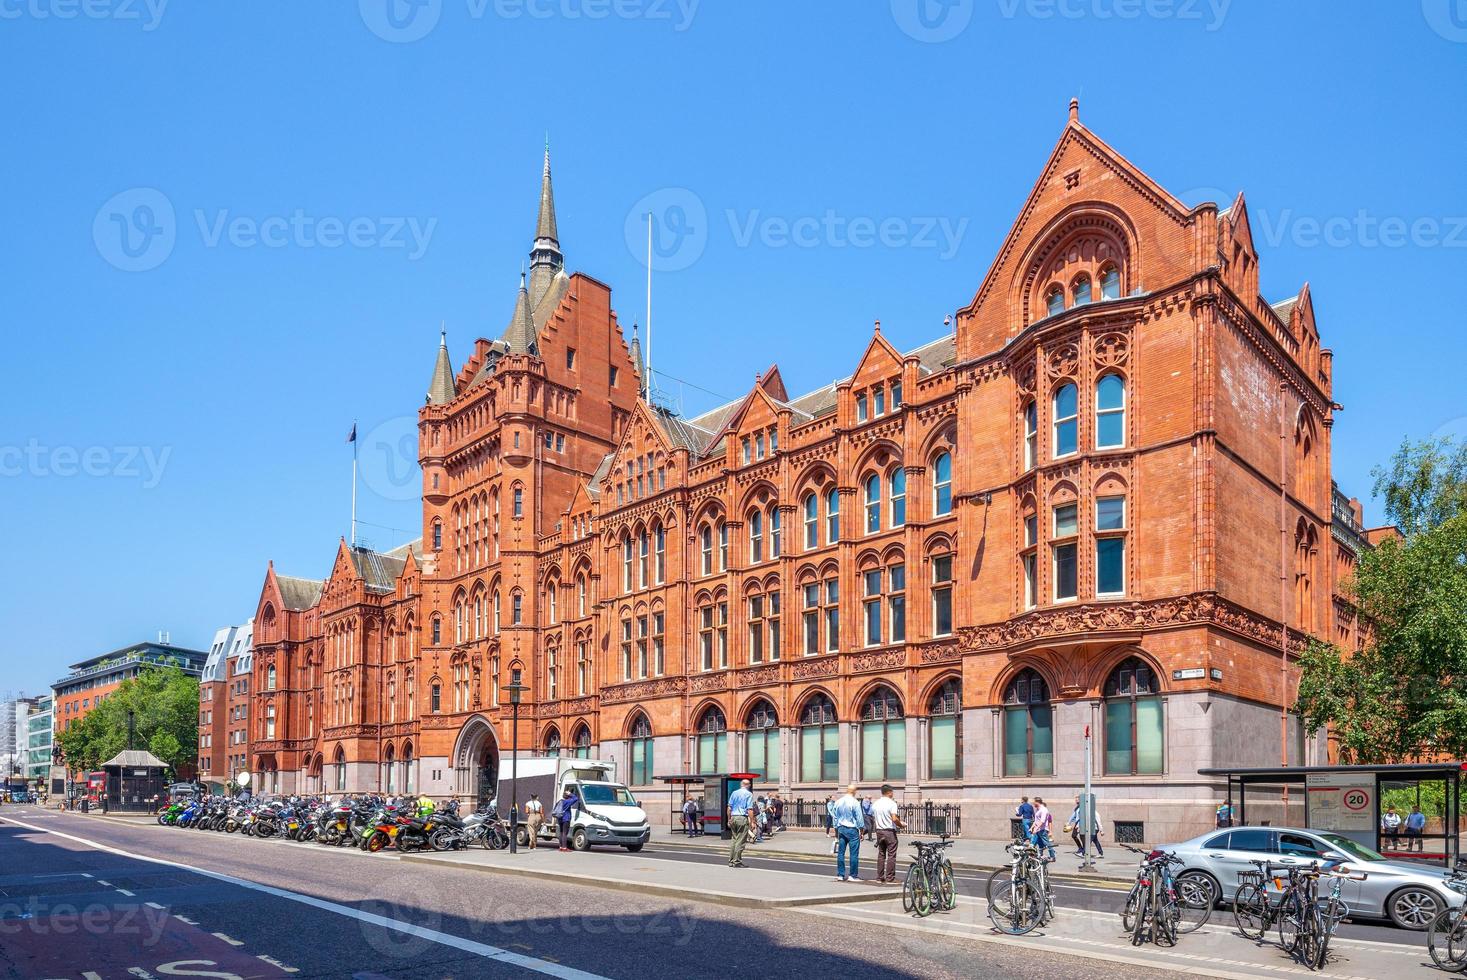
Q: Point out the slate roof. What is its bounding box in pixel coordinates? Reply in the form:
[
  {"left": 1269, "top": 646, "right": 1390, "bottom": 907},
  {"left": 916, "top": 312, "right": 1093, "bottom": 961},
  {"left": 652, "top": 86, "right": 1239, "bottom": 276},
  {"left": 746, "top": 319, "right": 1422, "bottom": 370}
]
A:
[
  {"left": 277, "top": 575, "right": 324, "bottom": 611},
  {"left": 427, "top": 330, "right": 456, "bottom": 404},
  {"left": 349, "top": 547, "right": 405, "bottom": 593}
]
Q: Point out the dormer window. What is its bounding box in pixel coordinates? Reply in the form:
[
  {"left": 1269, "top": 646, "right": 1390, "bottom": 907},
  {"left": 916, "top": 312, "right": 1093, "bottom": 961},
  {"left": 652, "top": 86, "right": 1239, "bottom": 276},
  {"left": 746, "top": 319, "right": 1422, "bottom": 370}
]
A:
[
  {"left": 1072, "top": 275, "right": 1092, "bottom": 306},
  {"left": 891, "top": 381, "right": 903, "bottom": 408},
  {"left": 742, "top": 437, "right": 751, "bottom": 464},
  {"left": 770, "top": 428, "right": 778, "bottom": 453},
  {"left": 755, "top": 433, "right": 765, "bottom": 460},
  {"left": 874, "top": 387, "right": 886, "bottom": 417},
  {"left": 856, "top": 392, "right": 868, "bottom": 423}
]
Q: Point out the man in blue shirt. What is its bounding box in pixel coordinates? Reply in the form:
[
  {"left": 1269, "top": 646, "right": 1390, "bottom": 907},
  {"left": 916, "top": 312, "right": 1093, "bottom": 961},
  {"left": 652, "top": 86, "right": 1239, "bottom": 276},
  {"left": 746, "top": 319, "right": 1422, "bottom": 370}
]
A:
[
  {"left": 1015, "top": 797, "right": 1035, "bottom": 839},
  {"left": 726, "top": 779, "right": 754, "bottom": 867},
  {"left": 1406, "top": 805, "right": 1427, "bottom": 852},
  {"left": 830, "top": 784, "right": 866, "bottom": 881}
]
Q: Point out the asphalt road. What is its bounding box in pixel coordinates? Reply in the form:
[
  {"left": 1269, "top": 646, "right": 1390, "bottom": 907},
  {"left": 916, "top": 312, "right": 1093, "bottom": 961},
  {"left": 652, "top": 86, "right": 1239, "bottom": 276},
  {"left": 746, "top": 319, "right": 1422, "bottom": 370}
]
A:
[
  {"left": 0, "top": 806, "right": 1183, "bottom": 980},
  {"left": 646, "top": 833, "right": 1422, "bottom": 947}
]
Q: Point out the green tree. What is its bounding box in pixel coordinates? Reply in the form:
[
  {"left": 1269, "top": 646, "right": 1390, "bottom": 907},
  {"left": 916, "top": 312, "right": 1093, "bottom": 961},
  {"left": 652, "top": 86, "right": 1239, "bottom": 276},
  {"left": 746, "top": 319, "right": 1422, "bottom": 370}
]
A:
[
  {"left": 1295, "top": 436, "right": 1467, "bottom": 761},
  {"left": 55, "top": 667, "right": 199, "bottom": 774}
]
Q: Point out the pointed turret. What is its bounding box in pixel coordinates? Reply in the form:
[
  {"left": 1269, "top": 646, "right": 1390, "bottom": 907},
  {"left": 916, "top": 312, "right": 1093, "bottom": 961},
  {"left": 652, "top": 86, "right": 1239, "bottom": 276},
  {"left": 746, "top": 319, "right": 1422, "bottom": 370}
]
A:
[
  {"left": 427, "top": 325, "right": 456, "bottom": 404},
  {"left": 502, "top": 271, "right": 538, "bottom": 355},
  {"left": 629, "top": 322, "right": 646, "bottom": 398},
  {"left": 528, "top": 142, "right": 563, "bottom": 306}
]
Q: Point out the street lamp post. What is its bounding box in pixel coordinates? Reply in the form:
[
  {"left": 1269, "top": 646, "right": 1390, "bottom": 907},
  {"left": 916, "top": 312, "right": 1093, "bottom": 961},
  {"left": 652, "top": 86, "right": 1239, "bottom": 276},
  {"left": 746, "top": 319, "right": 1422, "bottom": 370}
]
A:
[{"left": 506, "top": 672, "right": 529, "bottom": 855}]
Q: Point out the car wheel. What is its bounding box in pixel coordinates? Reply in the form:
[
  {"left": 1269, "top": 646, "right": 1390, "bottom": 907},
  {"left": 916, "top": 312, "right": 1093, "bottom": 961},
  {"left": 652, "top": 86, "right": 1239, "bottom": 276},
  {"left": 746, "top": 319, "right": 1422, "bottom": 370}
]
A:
[
  {"left": 571, "top": 829, "right": 590, "bottom": 851},
  {"left": 624, "top": 843, "right": 643, "bottom": 853},
  {"left": 1176, "top": 870, "right": 1220, "bottom": 908},
  {"left": 1388, "top": 887, "right": 1442, "bottom": 931}
]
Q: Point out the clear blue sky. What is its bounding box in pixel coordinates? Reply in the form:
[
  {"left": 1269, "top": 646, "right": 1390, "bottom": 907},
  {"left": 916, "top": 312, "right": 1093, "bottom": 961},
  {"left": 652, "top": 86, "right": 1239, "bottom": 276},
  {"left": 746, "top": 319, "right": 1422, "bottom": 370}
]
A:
[{"left": 2, "top": 1, "right": 1464, "bottom": 695}]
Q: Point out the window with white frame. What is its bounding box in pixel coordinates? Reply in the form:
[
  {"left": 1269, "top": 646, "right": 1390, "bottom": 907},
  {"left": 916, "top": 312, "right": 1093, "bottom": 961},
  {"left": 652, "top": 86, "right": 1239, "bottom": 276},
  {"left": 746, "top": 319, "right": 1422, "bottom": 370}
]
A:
[
  {"left": 932, "top": 452, "right": 953, "bottom": 516},
  {"left": 1052, "top": 503, "right": 1079, "bottom": 601},
  {"left": 1095, "top": 495, "right": 1127, "bottom": 596}
]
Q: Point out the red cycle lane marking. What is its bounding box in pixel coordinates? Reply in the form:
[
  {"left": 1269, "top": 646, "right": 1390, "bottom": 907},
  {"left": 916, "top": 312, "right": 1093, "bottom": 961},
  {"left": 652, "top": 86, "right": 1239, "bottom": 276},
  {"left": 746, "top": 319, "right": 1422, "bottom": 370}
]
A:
[{"left": 2, "top": 909, "right": 291, "bottom": 979}]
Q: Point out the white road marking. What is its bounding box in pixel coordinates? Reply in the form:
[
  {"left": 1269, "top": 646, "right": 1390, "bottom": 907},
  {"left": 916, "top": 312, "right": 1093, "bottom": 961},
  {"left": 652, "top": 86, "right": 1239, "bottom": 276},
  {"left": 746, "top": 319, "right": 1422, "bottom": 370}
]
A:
[
  {"left": 174, "top": 914, "right": 199, "bottom": 925},
  {"left": 116, "top": 888, "right": 136, "bottom": 897},
  {"left": 256, "top": 954, "right": 299, "bottom": 972},
  {"left": 5, "top": 817, "right": 613, "bottom": 980},
  {"left": 145, "top": 902, "right": 166, "bottom": 909},
  {"left": 97, "top": 880, "right": 112, "bottom": 886},
  {"left": 212, "top": 932, "right": 245, "bottom": 946}
]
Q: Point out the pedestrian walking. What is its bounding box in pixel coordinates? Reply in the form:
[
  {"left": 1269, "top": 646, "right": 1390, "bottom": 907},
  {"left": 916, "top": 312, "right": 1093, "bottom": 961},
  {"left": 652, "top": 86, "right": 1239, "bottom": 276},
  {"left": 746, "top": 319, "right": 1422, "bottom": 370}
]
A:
[
  {"left": 727, "top": 778, "right": 754, "bottom": 868},
  {"left": 1031, "top": 797, "right": 1056, "bottom": 862},
  {"left": 770, "top": 792, "right": 785, "bottom": 832},
  {"left": 1215, "top": 800, "right": 1234, "bottom": 828},
  {"left": 831, "top": 784, "right": 866, "bottom": 882},
  {"left": 1067, "top": 795, "right": 1104, "bottom": 858},
  {"left": 861, "top": 794, "right": 875, "bottom": 841},
  {"left": 553, "top": 788, "right": 577, "bottom": 851},
  {"left": 871, "top": 784, "right": 905, "bottom": 885},
  {"left": 1406, "top": 805, "right": 1427, "bottom": 852},
  {"left": 681, "top": 797, "right": 699, "bottom": 837},
  {"left": 1015, "top": 796, "right": 1034, "bottom": 840},
  {"left": 524, "top": 794, "right": 543, "bottom": 849},
  {"left": 824, "top": 794, "right": 837, "bottom": 838}
]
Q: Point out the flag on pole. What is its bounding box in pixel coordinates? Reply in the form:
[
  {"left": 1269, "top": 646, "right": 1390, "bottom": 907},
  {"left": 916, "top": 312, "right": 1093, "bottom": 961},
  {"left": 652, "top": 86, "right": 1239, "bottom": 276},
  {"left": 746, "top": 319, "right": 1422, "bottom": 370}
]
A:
[{"left": 346, "top": 422, "right": 357, "bottom": 444}]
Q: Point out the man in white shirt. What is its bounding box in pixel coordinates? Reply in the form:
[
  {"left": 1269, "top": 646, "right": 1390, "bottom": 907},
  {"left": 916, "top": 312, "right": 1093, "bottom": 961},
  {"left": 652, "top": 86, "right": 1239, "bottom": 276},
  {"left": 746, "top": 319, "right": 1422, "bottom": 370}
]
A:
[{"left": 871, "top": 784, "right": 906, "bottom": 884}]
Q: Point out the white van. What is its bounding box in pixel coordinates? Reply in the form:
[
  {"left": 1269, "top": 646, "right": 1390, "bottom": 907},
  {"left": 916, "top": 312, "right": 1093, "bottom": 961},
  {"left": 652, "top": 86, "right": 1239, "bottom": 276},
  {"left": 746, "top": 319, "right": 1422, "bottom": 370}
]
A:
[{"left": 499, "top": 757, "right": 651, "bottom": 852}]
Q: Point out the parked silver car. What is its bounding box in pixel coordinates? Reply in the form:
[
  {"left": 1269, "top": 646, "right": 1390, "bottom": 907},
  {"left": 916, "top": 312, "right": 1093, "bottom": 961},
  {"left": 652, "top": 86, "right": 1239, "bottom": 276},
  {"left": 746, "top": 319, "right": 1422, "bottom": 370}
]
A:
[{"left": 1163, "top": 825, "right": 1464, "bottom": 930}]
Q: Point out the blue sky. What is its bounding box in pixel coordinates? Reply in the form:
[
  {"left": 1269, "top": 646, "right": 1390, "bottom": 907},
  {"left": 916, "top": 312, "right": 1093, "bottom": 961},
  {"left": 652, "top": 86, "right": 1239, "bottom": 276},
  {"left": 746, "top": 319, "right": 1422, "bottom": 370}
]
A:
[{"left": 2, "top": 1, "right": 1464, "bottom": 695}]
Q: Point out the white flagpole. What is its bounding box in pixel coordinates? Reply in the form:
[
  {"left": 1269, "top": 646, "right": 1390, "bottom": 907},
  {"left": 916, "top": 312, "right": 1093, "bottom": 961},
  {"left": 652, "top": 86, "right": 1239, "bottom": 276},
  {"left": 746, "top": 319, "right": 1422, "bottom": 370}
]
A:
[
  {"left": 351, "top": 420, "right": 358, "bottom": 548},
  {"left": 646, "top": 211, "right": 653, "bottom": 396}
]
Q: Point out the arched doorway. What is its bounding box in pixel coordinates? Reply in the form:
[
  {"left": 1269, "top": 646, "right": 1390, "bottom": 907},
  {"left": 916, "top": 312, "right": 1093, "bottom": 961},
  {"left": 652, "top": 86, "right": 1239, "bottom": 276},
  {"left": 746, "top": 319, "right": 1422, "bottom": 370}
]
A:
[{"left": 453, "top": 715, "right": 501, "bottom": 808}]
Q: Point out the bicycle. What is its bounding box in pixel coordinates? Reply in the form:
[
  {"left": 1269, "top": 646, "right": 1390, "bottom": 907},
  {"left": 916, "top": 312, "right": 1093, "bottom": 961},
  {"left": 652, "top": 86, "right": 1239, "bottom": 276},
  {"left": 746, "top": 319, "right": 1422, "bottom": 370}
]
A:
[
  {"left": 1120, "top": 844, "right": 1211, "bottom": 943},
  {"left": 1232, "top": 859, "right": 1308, "bottom": 942},
  {"left": 1307, "top": 864, "right": 1368, "bottom": 971},
  {"left": 901, "top": 834, "right": 957, "bottom": 917},
  {"left": 1428, "top": 861, "right": 1467, "bottom": 972},
  {"left": 986, "top": 838, "right": 1053, "bottom": 935}
]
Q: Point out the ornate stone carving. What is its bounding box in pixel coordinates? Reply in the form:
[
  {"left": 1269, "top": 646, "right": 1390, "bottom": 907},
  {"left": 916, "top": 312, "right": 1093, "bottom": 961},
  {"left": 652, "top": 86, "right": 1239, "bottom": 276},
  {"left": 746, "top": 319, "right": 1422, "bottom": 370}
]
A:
[
  {"left": 737, "top": 665, "right": 780, "bottom": 687},
  {"left": 1046, "top": 343, "right": 1079, "bottom": 381},
  {"left": 1016, "top": 363, "right": 1036, "bottom": 397},
  {"left": 599, "top": 677, "right": 687, "bottom": 704},
  {"left": 957, "top": 592, "right": 1309, "bottom": 654},
  {"left": 790, "top": 656, "right": 838, "bottom": 680},
  {"left": 1094, "top": 332, "right": 1129, "bottom": 368},
  {"left": 689, "top": 671, "right": 730, "bottom": 693},
  {"left": 851, "top": 649, "right": 906, "bottom": 672},
  {"left": 919, "top": 642, "right": 962, "bottom": 664}
]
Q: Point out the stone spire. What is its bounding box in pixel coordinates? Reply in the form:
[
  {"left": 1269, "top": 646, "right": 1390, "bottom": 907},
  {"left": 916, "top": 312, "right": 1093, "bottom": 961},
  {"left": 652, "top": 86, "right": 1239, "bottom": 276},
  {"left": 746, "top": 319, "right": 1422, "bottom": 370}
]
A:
[
  {"left": 528, "top": 141, "right": 563, "bottom": 306},
  {"left": 629, "top": 322, "right": 646, "bottom": 398},
  {"left": 502, "top": 270, "right": 538, "bottom": 355},
  {"left": 427, "top": 324, "right": 456, "bottom": 404}
]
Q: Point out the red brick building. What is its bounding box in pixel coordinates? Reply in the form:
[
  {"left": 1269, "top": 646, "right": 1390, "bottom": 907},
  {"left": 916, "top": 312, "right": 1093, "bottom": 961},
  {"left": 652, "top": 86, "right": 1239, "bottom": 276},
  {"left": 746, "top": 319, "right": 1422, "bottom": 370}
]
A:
[{"left": 246, "top": 104, "right": 1361, "bottom": 840}]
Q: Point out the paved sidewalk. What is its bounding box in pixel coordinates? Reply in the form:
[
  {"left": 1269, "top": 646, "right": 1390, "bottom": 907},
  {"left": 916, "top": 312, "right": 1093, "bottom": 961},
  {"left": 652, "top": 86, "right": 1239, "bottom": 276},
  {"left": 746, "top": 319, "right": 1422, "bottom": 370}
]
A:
[
  {"left": 404, "top": 845, "right": 897, "bottom": 908},
  {"left": 655, "top": 829, "right": 1138, "bottom": 883}
]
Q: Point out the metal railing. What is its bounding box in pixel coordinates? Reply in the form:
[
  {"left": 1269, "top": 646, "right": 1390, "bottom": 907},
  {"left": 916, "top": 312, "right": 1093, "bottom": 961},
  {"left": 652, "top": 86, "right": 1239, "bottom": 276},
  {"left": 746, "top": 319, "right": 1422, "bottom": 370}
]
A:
[{"left": 784, "top": 798, "right": 961, "bottom": 836}]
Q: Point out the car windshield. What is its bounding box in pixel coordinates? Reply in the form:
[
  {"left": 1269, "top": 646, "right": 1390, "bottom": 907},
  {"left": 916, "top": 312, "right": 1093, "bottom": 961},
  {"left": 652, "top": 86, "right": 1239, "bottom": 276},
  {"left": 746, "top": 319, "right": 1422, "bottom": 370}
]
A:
[
  {"left": 1317, "top": 832, "right": 1386, "bottom": 862},
  {"left": 579, "top": 784, "right": 636, "bottom": 806}
]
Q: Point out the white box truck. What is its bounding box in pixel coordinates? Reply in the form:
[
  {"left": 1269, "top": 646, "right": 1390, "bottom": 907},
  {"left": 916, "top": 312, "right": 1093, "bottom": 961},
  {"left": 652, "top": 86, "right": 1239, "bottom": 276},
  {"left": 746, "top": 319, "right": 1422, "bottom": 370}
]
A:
[{"left": 498, "top": 757, "right": 651, "bottom": 852}]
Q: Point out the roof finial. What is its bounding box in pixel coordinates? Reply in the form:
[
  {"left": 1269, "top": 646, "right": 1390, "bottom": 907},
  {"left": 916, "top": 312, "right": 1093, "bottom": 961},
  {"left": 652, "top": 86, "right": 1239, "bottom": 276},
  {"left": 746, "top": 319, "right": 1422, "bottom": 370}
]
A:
[
  {"left": 1068, "top": 97, "right": 1079, "bottom": 123},
  {"left": 440, "top": 320, "right": 447, "bottom": 347},
  {"left": 874, "top": 318, "right": 881, "bottom": 334}
]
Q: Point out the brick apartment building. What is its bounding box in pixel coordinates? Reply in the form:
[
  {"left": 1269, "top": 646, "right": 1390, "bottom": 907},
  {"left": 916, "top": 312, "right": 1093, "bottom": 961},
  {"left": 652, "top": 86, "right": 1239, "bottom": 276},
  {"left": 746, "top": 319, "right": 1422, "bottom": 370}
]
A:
[
  {"left": 198, "top": 621, "right": 254, "bottom": 789},
  {"left": 243, "top": 103, "right": 1379, "bottom": 840},
  {"left": 54, "top": 640, "right": 208, "bottom": 775}
]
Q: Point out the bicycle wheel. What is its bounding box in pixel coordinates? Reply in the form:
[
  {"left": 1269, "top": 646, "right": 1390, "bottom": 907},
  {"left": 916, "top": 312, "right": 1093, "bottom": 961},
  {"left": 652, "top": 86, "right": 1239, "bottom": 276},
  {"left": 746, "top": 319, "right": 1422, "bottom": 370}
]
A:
[
  {"left": 1132, "top": 882, "right": 1151, "bottom": 946},
  {"left": 1298, "top": 905, "right": 1324, "bottom": 969},
  {"left": 1231, "top": 882, "right": 1268, "bottom": 940},
  {"left": 935, "top": 862, "right": 956, "bottom": 911},
  {"left": 1154, "top": 897, "right": 1179, "bottom": 948},
  {"left": 989, "top": 876, "right": 1042, "bottom": 936},
  {"left": 1121, "top": 883, "right": 1142, "bottom": 933},
  {"left": 911, "top": 864, "right": 933, "bottom": 918},
  {"left": 902, "top": 864, "right": 920, "bottom": 914},
  {"left": 986, "top": 868, "right": 1017, "bottom": 919},
  {"left": 1428, "top": 909, "right": 1467, "bottom": 973},
  {"left": 1174, "top": 877, "right": 1213, "bottom": 934},
  {"left": 1278, "top": 893, "right": 1302, "bottom": 953}
]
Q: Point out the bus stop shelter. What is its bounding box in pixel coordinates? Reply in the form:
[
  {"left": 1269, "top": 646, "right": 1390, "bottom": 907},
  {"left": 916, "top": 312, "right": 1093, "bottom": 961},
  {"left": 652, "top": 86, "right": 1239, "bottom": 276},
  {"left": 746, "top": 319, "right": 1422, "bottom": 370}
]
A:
[
  {"left": 654, "top": 772, "right": 761, "bottom": 839},
  {"left": 1199, "top": 762, "right": 1464, "bottom": 866}
]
